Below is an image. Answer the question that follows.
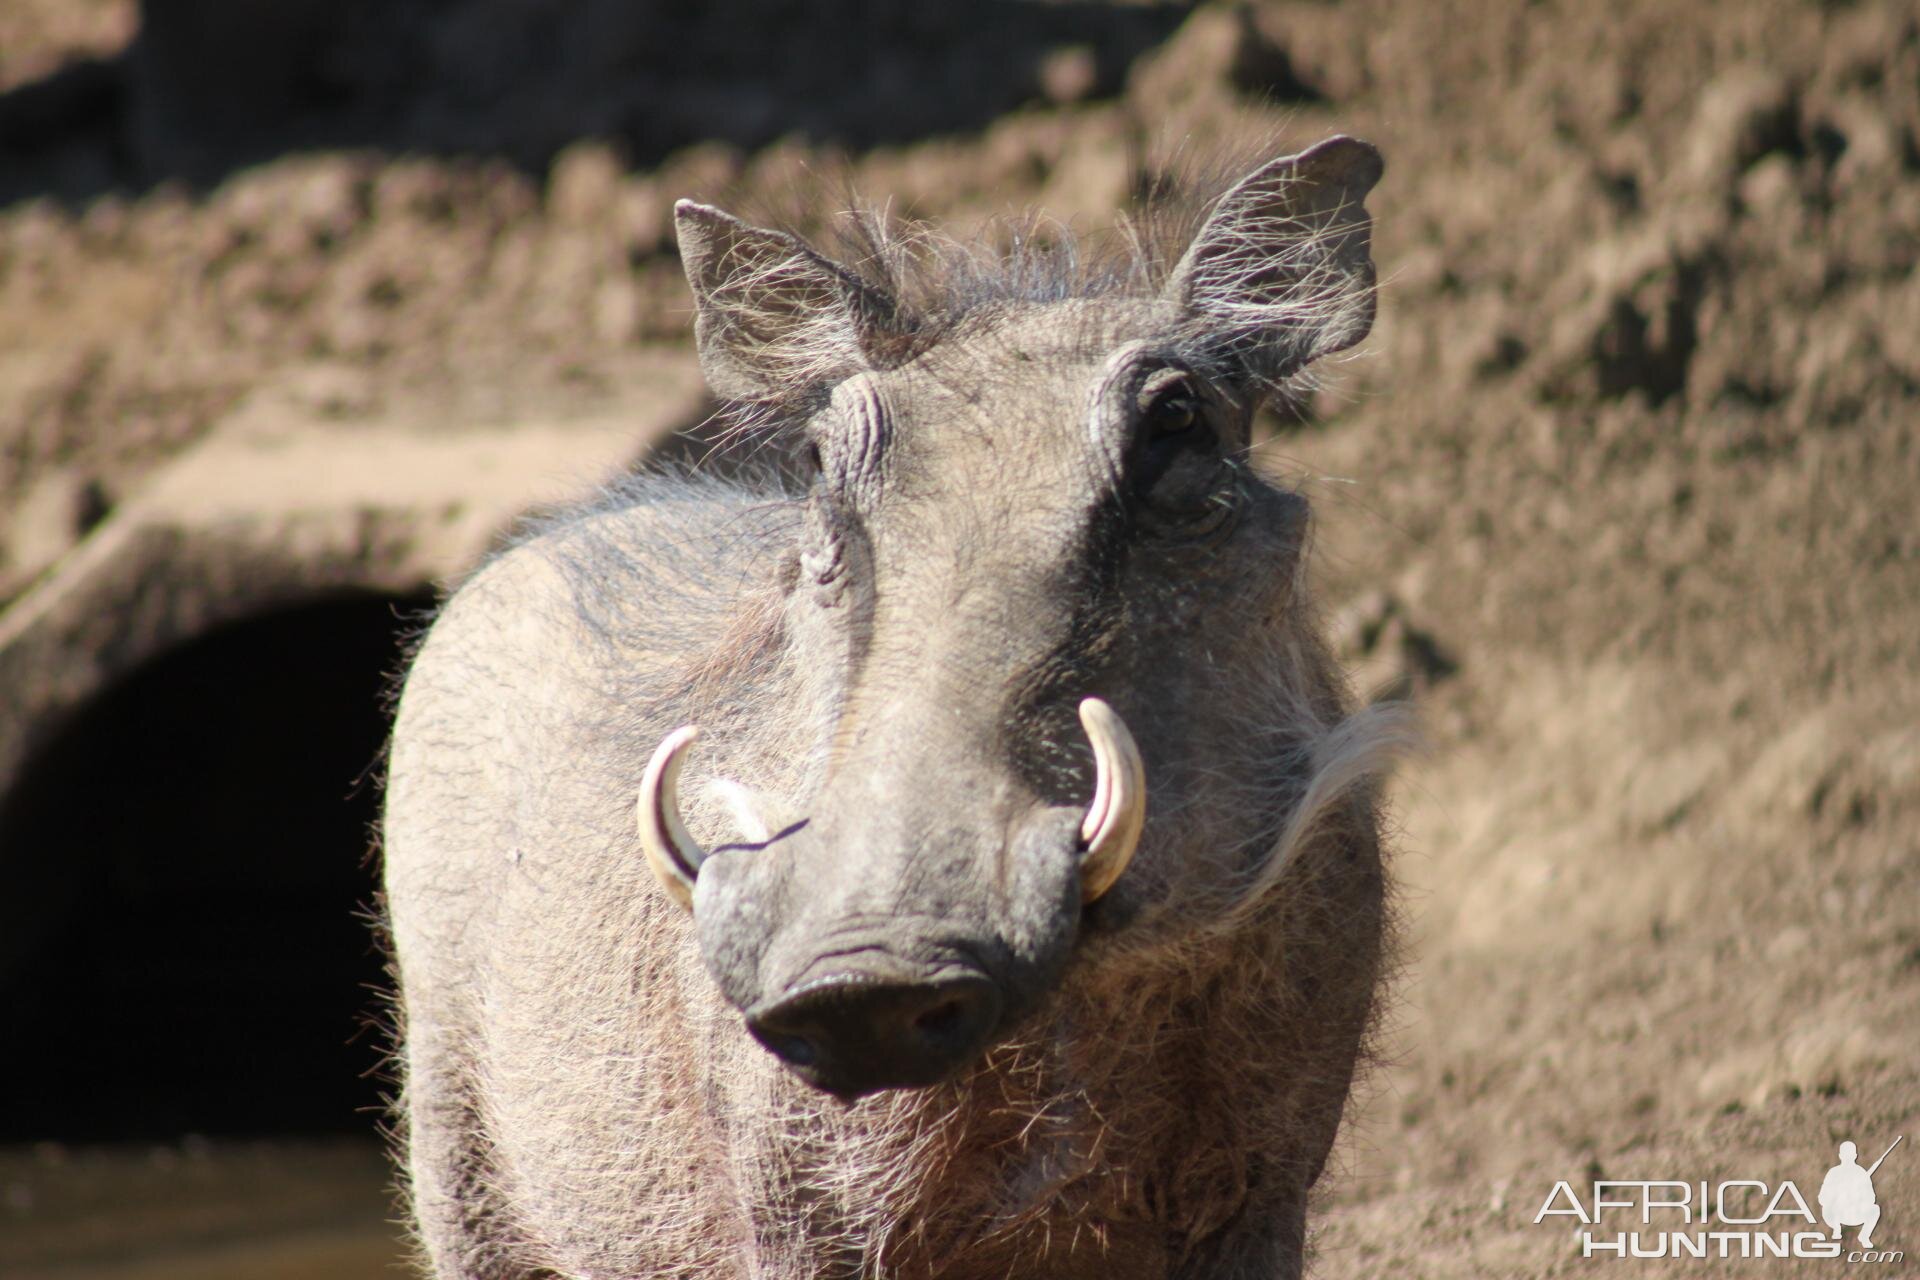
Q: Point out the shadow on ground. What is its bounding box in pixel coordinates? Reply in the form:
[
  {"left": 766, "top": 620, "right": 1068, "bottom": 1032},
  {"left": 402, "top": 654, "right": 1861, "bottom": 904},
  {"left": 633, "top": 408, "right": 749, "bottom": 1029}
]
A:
[{"left": 0, "top": 0, "right": 1190, "bottom": 207}]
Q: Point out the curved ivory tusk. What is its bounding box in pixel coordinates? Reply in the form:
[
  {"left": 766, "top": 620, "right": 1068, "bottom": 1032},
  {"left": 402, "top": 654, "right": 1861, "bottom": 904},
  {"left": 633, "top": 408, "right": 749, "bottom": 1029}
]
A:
[
  {"left": 1077, "top": 697, "right": 1146, "bottom": 903},
  {"left": 637, "top": 726, "right": 707, "bottom": 913}
]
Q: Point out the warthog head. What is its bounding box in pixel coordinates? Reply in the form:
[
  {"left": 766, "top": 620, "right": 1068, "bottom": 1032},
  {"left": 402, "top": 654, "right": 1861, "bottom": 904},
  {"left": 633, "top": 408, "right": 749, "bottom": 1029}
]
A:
[{"left": 642, "top": 139, "right": 1385, "bottom": 1098}]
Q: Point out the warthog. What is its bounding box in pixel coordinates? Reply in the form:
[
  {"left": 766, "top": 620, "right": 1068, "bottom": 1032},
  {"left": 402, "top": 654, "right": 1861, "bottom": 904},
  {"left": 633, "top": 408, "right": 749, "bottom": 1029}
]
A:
[{"left": 384, "top": 136, "right": 1405, "bottom": 1279}]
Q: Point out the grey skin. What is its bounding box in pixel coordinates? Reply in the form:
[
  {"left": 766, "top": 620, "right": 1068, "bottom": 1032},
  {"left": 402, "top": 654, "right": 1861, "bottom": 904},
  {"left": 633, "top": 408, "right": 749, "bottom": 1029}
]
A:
[{"left": 384, "top": 137, "right": 1403, "bottom": 1280}]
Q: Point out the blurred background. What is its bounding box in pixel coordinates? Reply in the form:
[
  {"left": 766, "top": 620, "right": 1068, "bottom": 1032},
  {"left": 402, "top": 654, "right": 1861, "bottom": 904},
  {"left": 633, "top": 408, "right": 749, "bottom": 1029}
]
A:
[{"left": 0, "top": 1, "right": 1914, "bottom": 1276}]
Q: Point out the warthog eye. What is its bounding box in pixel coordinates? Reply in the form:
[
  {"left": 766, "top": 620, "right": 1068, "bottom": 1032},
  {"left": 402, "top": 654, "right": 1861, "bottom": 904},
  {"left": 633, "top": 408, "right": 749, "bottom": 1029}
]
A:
[
  {"left": 1129, "top": 373, "right": 1228, "bottom": 528},
  {"left": 1144, "top": 390, "right": 1198, "bottom": 440}
]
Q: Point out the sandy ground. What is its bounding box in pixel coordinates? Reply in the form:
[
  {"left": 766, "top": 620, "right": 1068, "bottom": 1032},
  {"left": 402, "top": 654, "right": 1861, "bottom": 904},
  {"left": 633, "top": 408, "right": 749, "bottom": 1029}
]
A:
[{"left": 1, "top": 1, "right": 1916, "bottom": 1276}]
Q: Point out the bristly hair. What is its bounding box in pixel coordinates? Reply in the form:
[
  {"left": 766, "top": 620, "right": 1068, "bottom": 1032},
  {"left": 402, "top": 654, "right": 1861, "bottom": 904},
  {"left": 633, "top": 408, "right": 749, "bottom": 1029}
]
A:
[
  {"left": 685, "top": 135, "right": 1380, "bottom": 453},
  {"left": 700, "top": 197, "right": 1194, "bottom": 450},
  {"left": 814, "top": 205, "right": 1169, "bottom": 321},
  {"left": 683, "top": 196, "right": 1190, "bottom": 456}
]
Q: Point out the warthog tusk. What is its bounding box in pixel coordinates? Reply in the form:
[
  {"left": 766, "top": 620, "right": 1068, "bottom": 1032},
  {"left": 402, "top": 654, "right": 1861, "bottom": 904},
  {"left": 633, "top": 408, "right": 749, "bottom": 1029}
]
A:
[
  {"left": 1078, "top": 698, "right": 1146, "bottom": 903},
  {"left": 637, "top": 726, "right": 706, "bottom": 912}
]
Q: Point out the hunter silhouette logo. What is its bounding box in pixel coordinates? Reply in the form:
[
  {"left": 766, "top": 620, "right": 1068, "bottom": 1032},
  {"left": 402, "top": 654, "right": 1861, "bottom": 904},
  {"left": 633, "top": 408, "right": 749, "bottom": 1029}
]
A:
[
  {"left": 1821, "top": 1137, "right": 1901, "bottom": 1251},
  {"left": 1534, "top": 1134, "right": 1905, "bottom": 1263}
]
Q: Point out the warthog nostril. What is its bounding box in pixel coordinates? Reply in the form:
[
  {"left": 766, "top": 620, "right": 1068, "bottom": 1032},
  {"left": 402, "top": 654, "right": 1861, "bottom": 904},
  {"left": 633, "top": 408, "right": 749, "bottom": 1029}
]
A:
[
  {"left": 913, "top": 998, "right": 967, "bottom": 1039},
  {"left": 746, "top": 974, "right": 1003, "bottom": 1098},
  {"left": 758, "top": 1031, "right": 818, "bottom": 1068}
]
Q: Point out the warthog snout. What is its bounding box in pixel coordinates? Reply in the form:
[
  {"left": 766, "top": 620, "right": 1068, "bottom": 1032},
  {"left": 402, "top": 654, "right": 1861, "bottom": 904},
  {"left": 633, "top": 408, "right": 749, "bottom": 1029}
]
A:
[
  {"left": 635, "top": 699, "right": 1147, "bottom": 1094},
  {"left": 747, "top": 970, "right": 1004, "bottom": 1098}
]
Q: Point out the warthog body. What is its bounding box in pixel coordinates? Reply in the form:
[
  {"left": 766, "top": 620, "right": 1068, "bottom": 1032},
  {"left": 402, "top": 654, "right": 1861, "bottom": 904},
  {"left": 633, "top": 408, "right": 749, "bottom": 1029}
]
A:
[{"left": 384, "top": 137, "right": 1403, "bottom": 1279}]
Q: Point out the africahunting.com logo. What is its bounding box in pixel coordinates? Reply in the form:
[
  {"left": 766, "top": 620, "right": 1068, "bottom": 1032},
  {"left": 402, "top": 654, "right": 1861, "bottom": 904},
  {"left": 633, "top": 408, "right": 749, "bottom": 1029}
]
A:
[{"left": 1534, "top": 1136, "right": 1904, "bottom": 1264}]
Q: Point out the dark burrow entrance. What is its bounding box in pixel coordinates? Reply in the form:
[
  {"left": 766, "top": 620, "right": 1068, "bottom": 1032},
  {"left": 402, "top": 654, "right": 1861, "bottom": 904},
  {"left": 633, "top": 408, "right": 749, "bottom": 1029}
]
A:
[{"left": 0, "top": 589, "right": 435, "bottom": 1143}]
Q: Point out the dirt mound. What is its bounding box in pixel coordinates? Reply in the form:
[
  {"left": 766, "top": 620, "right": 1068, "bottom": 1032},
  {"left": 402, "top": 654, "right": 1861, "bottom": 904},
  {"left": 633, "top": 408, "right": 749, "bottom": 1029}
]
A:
[{"left": 1, "top": 0, "right": 1916, "bottom": 1275}]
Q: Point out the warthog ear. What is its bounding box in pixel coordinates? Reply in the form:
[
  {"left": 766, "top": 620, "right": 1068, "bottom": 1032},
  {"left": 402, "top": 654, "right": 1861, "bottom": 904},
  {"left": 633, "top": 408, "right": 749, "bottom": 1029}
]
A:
[
  {"left": 1165, "top": 136, "right": 1383, "bottom": 384},
  {"left": 675, "top": 201, "right": 912, "bottom": 402}
]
